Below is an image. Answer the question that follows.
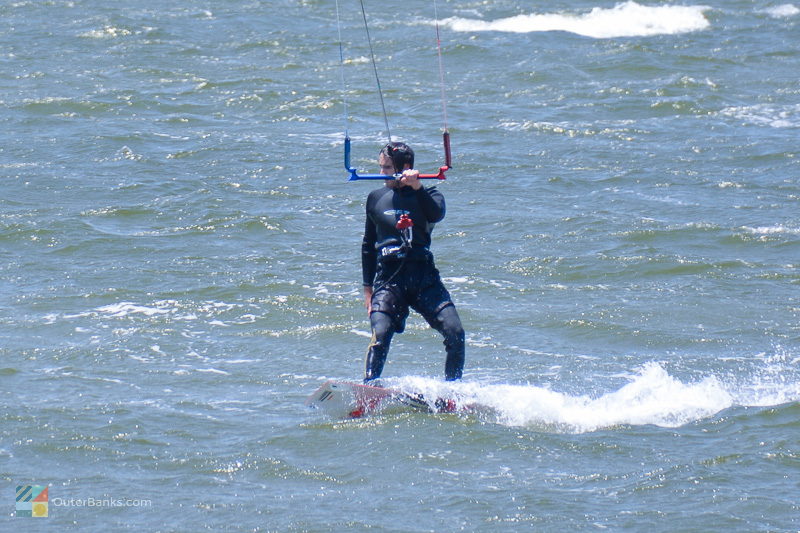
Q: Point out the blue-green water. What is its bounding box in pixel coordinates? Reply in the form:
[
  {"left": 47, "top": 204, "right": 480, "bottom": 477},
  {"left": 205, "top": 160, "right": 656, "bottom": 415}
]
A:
[{"left": 2, "top": 0, "right": 799, "bottom": 530}]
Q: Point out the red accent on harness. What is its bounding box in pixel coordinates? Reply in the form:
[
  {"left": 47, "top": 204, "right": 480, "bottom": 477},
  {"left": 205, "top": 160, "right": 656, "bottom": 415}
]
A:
[{"left": 396, "top": 214, "right": 413, "bottom": 230}]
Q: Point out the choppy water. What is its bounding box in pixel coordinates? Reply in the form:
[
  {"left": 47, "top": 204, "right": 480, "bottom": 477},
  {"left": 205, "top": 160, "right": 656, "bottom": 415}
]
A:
[{"left": 2, "top": 0, "right": 799, "bottom": 530}]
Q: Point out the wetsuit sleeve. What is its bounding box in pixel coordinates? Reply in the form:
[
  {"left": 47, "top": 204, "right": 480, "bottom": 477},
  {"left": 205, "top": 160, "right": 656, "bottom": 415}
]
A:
[
  {"left": 361, "top": 207, "right": 378, "bottom": 286},
  {"left": 416, "top": 186, "right": 446, "bottom": 223}
]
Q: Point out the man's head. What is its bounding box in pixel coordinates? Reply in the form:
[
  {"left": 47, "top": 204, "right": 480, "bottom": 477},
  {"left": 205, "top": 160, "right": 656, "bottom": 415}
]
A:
[{"left": 379, "top": 142, "right": 415, "bottom": 176}]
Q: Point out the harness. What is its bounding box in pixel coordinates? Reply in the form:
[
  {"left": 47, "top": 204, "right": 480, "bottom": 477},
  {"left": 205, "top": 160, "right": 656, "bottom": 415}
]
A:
[{"left": 374, "top": 214, "right": 415, "bottom": 291}]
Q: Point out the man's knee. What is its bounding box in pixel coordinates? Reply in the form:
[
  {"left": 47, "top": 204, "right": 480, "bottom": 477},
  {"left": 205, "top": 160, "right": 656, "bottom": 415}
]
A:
[
  {"left": 436, "top": 305, "right": 464, "bottom": 344},
  {"left": 371, "top": 288, "right": 408, "bottom": 334},
  {"left": 370, "top": 311, "right": 395, "bottom": 340}
]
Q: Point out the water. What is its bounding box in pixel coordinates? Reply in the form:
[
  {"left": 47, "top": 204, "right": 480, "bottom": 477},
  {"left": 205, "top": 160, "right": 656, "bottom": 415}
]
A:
[{"left": 1, "top": 0, "right": 798, "bottom": 530}]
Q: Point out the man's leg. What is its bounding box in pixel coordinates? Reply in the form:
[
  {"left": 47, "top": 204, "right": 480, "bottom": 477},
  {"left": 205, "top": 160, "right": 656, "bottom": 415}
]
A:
[
  {"left": 415, "top": 264, "right": 466, "bottom": 381},
  {"left": 431, "top": 304, "right": 465, "bottom": 381},
  {"left": 364, "top": 311, "right": 394, "bottom": 382}
]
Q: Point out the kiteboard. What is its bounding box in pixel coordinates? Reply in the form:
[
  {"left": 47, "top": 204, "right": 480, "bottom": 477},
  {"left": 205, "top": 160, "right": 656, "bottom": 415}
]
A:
[{"left": 305, "top": 380, "right": 459, "bottom": 419}]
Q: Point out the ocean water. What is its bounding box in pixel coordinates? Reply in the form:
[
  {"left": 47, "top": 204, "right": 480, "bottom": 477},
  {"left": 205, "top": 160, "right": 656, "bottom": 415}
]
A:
[{"left": 1, "top": 0, "right": 799, "bottom": 530}]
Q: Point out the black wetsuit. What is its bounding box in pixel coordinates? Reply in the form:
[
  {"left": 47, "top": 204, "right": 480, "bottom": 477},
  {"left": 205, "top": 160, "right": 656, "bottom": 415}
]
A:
[{"left": 361, "top": 184, "right": 465, "bottom": 381}]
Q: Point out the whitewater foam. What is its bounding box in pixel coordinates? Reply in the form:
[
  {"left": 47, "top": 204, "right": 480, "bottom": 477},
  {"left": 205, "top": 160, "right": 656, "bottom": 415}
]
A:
[
  {"left": 96, "top": 302, "right": 173, "bottom": 318},
  {"left": 742, "top": 225, "right": 800, "bottom": 236},
  {"left": 441, "top": 2, "right": 711, "bottom": 39},
  {"left": 718, "top": 103, "right": 800, "bottom": 128},
  {"left": 763, "top": 4, "right": 800, "bottom": 18},
  {"left": 392, "top": 359, "right": 800, "bottom": 433}
]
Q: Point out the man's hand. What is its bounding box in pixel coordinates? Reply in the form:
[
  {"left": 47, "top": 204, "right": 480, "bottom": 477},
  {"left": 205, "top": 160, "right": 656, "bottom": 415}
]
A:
[
  {"left": 398, "top": 169, "right": 421, "bottom": 190},
  {"left": 363, "top": 285, "right": 373, "bottom": 314}
]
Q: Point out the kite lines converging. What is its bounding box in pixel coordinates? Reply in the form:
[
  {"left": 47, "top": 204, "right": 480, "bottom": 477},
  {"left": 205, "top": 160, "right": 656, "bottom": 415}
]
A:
[{"left": 334, "top": 0, "right": 452, "bottom": 180}]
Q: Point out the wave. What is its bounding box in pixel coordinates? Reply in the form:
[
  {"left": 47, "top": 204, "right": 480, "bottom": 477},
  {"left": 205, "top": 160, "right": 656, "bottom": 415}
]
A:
[
  {"left": 763, "top": 4, "right": 800, "bottom": 18},
  {"left": 441, "top": 1, "right": 711, "bottom": 39},
  {"left": 718, "top": 103, "right": 800, "bottom": 129},
  {"left": 742, "top": 225, "right": 800, "bottom": 236},
  {"left": 390, "top": 357, "right": 800, "bottom": 433}
]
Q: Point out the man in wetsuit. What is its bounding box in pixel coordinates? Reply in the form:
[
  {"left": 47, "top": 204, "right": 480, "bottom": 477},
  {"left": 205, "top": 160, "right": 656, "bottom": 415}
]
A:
[{"left": 361, "top": 141, "right": 465, "bottom": 382}]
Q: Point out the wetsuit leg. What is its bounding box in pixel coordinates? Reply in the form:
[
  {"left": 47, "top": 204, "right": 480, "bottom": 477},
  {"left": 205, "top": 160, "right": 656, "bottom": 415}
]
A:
[
  {"left": 412, "top": 260, "right": 465, "bottom": 381},
  {"left": 364, "top": 311, "right": 394, "bottom": 382},
  {"left": 430, "top": 304, "right": 465, "bottom": 381}
]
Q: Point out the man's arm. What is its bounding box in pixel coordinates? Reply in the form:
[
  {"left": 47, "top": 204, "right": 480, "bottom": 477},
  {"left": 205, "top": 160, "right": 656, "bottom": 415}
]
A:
[
  {"left": 397, "top": 169, "right": 446, "bottom": 223},
  {"left": 361, "top": 205, "right": 378, "bottom": 312},
  {"left": 363, "top": 285, "right": 373, "bottom": 313},
  {"left": 416, "top": 186, "right": 446, "bottom": 223}
]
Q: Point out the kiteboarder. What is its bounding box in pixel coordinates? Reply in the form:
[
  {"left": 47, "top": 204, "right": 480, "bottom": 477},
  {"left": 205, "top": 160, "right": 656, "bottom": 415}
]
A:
[{"left": 361, "top": 142, "right": 465, "bottom": 382}]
